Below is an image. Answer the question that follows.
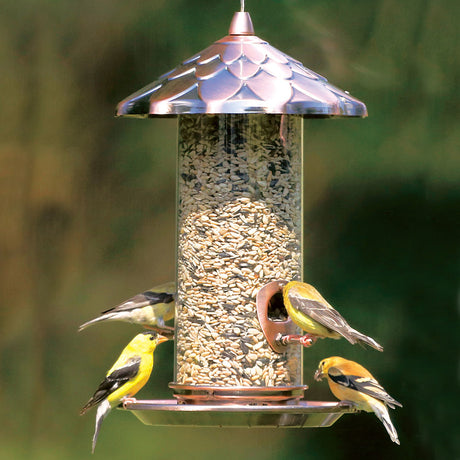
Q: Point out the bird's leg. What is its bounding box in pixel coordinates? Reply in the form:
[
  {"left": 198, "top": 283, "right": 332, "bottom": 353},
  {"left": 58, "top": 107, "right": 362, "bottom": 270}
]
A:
[
  {"left": 299, "top": 334, "right": 318, "bottom": 347},
  {"left": 121, "top": 396, "right": 138, "bottom": 408},
  {"left": 277, "top": 334, "right": 302, "bottom": 346},
  {"left": 337, "top": 400, "right": 358, "bottom": 410},
  {"left": 144, "top": 325, "right": 174, "bottom": 333},
  {"left": 152, "top": 325, "right": 175, "bottom": 340},
  {"left": 276, "top": 334, "right": 318, "bottom": 347}
]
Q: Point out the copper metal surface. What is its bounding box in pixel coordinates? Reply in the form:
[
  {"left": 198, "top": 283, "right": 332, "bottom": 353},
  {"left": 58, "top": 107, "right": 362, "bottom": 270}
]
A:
[
  {"left": 229, "top": 11, "right": 254, "bottom": 35},
  {"left": 256, "top": 280, "right": 300, "bottom": 353},
  {"left": 169, "top": 384, "right": 308, "bottom": 405},
  {"left": 122, "top": 399, "right": 357, "bottom": 427},
  {"left": 117, "top": 11, "right": 367, "bottom": 117}
]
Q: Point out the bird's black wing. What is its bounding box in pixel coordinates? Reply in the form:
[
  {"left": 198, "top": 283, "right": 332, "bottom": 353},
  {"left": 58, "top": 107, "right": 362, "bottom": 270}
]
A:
[
  {"left": 101, "top": 291, "right": 174, "bottom": 314},
  {"left": 80, "top": 357, "right": 141, "bottom": 414},
  {"left": 288, "top": 291, "right": 354, "bottom": 336},
  {"left": 328, "top": 366, "right": 402, "bottom": 408},
  {"left": 108, "top": 358, "right": 142, "bottom": 383}
]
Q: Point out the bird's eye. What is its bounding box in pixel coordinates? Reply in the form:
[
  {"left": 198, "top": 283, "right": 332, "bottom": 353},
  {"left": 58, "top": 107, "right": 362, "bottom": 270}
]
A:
[{"left": 149, "top": 335, "right": 155, "bottom": 341}]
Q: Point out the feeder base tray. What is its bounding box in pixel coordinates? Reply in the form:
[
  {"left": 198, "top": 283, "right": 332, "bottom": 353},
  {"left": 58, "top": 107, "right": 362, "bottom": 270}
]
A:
[{"left": 123, "top": 400, "right": 357, "bottom": 428}]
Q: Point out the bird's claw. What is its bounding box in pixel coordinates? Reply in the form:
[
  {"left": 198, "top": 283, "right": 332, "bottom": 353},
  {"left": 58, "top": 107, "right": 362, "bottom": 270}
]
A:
[
  {"left": 144, "top": 325, "right": 175, "bottom": 340},
  {"left": 299, "top": 334, "right": 317, "bottom": 347},
  {"left": 276, "top": 334, "right": 318, "bottom": 348}
]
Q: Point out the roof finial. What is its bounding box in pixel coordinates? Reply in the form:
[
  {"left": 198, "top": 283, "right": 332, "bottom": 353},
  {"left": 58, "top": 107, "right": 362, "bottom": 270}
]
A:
[
  {"left": 241, "top": 0, "right": 245, "bottom": 12},
  {"left": 229, "top": 8, "right": 254, "bottom": 35}
]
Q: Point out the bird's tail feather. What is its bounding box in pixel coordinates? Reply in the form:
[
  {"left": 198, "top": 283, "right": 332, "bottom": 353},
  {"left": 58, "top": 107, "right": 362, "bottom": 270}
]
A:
[
  {"left": 349, "top": 328, "right": 383, "bottom": 352},
  {"left": 80, "top": 400, "right": 93, "bottom": 415},
  {"left": 78, "top": 314, "right": 116, "bottom": 332},
  {"left": 92, "top": 399, "right": 111, "bottom": 453},
  {"left": 370, "top": 400, "right": 400, "bottom": 445}
]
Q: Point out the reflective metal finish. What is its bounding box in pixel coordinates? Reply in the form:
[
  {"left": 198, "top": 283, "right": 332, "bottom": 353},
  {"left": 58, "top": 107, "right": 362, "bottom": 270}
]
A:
[
  {"left": 256, "top": 280, "right": 300, "bottom": 353},
  {"left": 117, "top": 11, "right": 367, "bottom": 117},
  {"left": 123, "top": 399, "right": 357, "bottom": 427},
  {"left": 229, "top": 11, "right": 254, "bottom": 35},
  {"left": 169, "top": 384, "right": 307, "bottom": 405}
]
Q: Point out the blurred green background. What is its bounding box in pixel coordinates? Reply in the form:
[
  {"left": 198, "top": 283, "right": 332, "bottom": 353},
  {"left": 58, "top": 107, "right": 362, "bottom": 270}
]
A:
[{"left": 1, "top": 0, "right": 458, "bottom": 459}]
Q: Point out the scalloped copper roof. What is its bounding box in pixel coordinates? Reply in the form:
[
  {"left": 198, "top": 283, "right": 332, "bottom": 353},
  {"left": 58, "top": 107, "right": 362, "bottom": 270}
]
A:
[{"left": 117, "top": 11, "right": 367, "bottom": 117}]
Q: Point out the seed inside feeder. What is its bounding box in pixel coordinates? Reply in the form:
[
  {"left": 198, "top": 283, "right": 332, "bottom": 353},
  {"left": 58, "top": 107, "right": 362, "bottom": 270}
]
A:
[
  {"left": 267, "top": 291, "right": 288, "bottom": 322},
  {"left": 175, "top": 114, "right": 303, "bottom": 388}
]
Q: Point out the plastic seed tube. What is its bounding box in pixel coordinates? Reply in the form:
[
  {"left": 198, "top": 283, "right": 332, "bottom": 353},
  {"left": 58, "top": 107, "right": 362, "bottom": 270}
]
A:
[{"left": 175, "top": 114, "right": 303, "bottom": 387}]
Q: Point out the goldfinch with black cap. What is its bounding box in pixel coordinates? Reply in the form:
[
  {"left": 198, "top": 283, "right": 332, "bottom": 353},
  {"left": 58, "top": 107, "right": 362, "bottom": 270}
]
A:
[{"left": 80, "top": 331, "right": 168, "bottom": 453}]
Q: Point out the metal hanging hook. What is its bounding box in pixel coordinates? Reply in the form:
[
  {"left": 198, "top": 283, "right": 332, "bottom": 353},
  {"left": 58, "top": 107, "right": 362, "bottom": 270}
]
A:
[{"left": 240, "top": 0, "right": 245, "bottom": 12}]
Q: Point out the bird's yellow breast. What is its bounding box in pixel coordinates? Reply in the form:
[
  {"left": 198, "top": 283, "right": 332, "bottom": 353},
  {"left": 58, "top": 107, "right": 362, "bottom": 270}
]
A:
[
  {"left": 107, "top": 353, "right": 154, "bottom": 406},
  {"left": 131, "top": 303, "right": 174, "bottom": 325},
  {"left": 328, "top": 379, "right": 374, "bottom": 412},
  {"left": 283, "top": 282, "right": 340, "bottom": 338}
]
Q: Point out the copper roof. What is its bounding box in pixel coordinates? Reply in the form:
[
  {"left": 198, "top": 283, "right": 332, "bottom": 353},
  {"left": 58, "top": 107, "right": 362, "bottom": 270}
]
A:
[{"left": 117, "top": 11, "right": 367, "bottom": 117}]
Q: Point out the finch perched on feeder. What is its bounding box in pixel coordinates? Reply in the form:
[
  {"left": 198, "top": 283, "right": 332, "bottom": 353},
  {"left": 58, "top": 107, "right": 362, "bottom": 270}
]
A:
[
  {"left": 314, "top": 356, "right": 402, "bottom": 444},
  {"left": 80, "top": 331, "right": 168, "bottom": 453},
  {"left": 282, "top": 281, "right": 383, "bottom": 351},
  {"left": 78, "top": 282, "right": 175, "bottom": 332}
]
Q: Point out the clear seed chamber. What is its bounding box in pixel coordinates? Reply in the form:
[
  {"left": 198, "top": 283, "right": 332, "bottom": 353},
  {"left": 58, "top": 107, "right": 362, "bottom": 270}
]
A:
[{"left": 175, "top": 114, "right": 302, "bottom": 389}]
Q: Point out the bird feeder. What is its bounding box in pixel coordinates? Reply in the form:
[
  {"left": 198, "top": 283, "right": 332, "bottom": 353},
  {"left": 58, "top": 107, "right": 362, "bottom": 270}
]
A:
[{"left": 116, "top": 3, "right": 366, "bottom": 427}]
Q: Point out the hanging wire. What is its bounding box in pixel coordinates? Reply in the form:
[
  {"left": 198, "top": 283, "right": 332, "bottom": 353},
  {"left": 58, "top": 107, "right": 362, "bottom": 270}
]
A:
[{"left": 241, "top": 0, "right": 245, "bottom": 12}]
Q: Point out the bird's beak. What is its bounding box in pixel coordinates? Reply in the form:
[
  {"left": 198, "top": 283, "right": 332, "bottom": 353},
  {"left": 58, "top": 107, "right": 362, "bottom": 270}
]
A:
[
  {"left": 314, "top": 369, "right": 324, "bottom": 381},
  {"left": 157, "top": 334, "right": 169, "bottom": 344}
]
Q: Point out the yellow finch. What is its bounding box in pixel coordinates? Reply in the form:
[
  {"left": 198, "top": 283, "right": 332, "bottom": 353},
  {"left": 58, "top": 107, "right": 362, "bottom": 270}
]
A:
[
  {"left": 314, "top": 356, "right": 402, "bottom": 444},
  {"left": 80, "top": 331, "right": 168, "bottom": 453},
  {"left": 282, "top": 281, "right": 383, "bottom": 351},
  {"left": 79, "top": 282, "right": 175, "bottom": 331}
]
